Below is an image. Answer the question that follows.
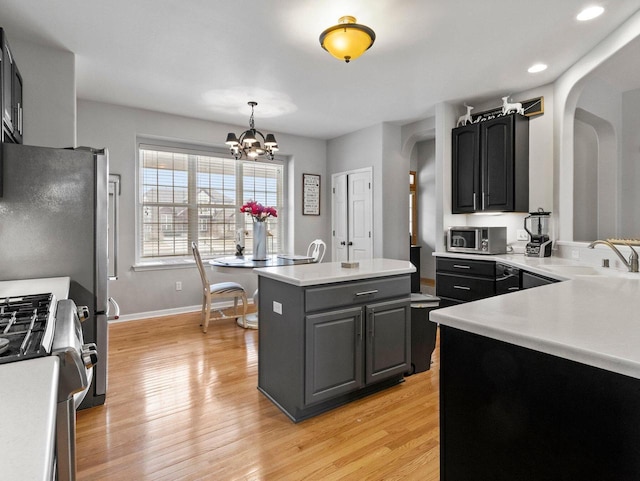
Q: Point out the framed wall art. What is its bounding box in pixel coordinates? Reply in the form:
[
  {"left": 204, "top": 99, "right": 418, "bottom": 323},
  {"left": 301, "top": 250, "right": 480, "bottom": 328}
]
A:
[{"left": 302, "top": 173, "right": 321, "bottom": 215}]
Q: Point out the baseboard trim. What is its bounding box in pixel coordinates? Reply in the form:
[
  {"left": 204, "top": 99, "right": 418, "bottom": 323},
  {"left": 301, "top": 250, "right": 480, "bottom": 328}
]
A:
[{"left": 110, "top": 299, "right": 255, "bottom": 323}]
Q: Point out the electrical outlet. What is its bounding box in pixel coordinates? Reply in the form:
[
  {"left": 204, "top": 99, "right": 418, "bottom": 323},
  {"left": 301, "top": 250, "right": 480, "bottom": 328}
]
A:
[
  {"left": 571, "top": 250, "right": 580, "bottom": 260},
  {"left": 516, "top": 229, "right": 528, "bottom": 241},
  {"left": 273, "top": 301, "right": 282, "bottom": 315},
  {"left": 175, "top": 281, "right": 182, "bottom": 291}
]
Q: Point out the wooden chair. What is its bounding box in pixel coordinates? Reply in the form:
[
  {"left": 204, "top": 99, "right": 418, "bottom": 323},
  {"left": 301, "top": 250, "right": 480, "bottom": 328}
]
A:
[
  {"left": 191, "top": 242, "right": 248, "bottom": 332},
  {"left": 307, "top": 239, "right": 326, "bottom": 263}
]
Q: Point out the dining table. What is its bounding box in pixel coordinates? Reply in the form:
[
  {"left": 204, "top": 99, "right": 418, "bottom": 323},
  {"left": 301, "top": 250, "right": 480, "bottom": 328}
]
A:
[{"left": 210, "top": 254, "right": 315, "bottom": 329}]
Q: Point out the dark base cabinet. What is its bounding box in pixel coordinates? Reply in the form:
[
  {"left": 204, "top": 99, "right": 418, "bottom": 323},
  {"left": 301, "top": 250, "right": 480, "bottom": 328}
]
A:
[
  {"left": 258, "top": 274, "right": 411, "bottom": 422},
  {"left": 435, "top": 257, "right": 496, "bottom": 306},
  {"left": 440, "top": 326, "right": 640, "bottom": 481}
]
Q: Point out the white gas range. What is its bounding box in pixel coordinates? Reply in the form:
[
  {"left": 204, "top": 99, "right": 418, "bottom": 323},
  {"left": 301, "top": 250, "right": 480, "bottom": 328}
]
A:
[{"left": 0, "top": 277, "right": 97, "bottom": 481}]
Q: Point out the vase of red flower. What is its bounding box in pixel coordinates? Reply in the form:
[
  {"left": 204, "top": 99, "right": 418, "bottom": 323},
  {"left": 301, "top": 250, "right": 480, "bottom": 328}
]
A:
[{"left": 240, "top": 201, "right": 277, "bottom": 260}]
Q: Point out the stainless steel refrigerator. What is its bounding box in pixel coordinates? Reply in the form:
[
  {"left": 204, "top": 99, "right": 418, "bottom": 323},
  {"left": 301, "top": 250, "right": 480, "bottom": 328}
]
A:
[{"left": 0, "top": 142, "right": 114, "bottom": 408}]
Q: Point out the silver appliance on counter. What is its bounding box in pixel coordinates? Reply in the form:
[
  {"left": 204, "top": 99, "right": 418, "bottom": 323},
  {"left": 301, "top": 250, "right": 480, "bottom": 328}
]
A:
[
  {"left": 446, "top": 226, "right": 507, "bottom": 254},
  {"left": 0, "top": 293, "right": 96, "bottom": 481},
  {"left": 0, "top": 143, "right": 119, "bottom": 409}
]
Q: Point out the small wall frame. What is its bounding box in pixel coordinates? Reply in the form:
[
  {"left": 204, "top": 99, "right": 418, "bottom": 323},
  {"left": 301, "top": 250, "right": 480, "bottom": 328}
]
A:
[{"left": 302, "top": 173, "right": 321, "bottom": 215}]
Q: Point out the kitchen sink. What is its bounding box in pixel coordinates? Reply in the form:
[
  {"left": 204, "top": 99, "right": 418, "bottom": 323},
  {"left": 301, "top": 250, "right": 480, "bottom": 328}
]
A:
[{"left": 539, "top": 264, "right": 639, "bottom": 279}]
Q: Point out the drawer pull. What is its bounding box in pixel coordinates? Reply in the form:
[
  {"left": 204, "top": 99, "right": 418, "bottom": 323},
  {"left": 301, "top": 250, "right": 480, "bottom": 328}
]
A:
[
  {"left": 453, "top": 285, "right": 471, "bottom": 290},
  {"left": 355, "top": 289, "right": 379, "bottom": 297},
  {"left": 452, "top": 264, "right": 471, "bottom": 269}
]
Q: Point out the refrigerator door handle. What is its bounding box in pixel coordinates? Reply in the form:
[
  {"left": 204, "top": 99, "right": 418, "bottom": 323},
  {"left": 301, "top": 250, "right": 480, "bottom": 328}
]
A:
[
  {"left": 108, "top": 174, "right": 121, "bottom": 281},
  {"left": 107, "top": 297, "right": 120, "bottom": 320}
]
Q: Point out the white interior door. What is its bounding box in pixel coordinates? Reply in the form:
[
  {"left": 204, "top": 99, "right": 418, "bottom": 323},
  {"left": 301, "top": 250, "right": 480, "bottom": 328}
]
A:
[
  {"left": 348, "top": 171, "right": 372, "bottom": 260},
  {"left": 331, "top": 168, "right": 373, "bottom": 261},
  {"left": 331, "top": 174, "right": 348, "bottom": 262}
]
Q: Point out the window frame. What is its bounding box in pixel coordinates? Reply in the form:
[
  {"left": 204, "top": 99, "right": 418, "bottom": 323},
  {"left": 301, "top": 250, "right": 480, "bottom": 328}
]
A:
[{"left": 135, "top": 138, "right": 286, "bottom": 265}]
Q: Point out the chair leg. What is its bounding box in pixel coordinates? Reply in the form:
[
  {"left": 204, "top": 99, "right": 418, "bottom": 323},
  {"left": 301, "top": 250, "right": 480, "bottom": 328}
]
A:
[
  {"left": 234, "top": 297, "right": 238, "bottom": 318},
  {"left": 203, "top": 293, "right": 211, "bottom": 333},
  {"left": 200, "top": 295, "right": 206, "bottom": 326}
]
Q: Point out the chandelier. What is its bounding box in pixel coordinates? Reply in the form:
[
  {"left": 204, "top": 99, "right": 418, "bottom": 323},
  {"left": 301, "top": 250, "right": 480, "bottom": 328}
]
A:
[
  {"left": 225, "top": 102, "right": 279, "bottom": 160},
  {"left": 319, "top": 16, "right": 376, "bottom": 63}
]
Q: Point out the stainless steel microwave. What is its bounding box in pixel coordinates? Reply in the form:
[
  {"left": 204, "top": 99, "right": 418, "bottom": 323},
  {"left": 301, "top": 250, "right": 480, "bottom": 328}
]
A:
[{"left": 446, "top": 226, "right": 507, "bottom": 254}]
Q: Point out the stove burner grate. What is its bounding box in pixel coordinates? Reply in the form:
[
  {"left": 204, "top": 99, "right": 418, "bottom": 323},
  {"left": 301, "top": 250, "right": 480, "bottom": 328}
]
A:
[{"left": 0, "top": 293, "right": 56, "bottom": 364}]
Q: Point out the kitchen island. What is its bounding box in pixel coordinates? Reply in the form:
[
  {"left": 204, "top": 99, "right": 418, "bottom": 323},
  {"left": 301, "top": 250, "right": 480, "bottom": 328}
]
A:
[
  {"left": 431, "top": 274, "right": 640, "bottom": 480},
  {"left": 255, "top": 259, "right": 415, "bottom": 422}
]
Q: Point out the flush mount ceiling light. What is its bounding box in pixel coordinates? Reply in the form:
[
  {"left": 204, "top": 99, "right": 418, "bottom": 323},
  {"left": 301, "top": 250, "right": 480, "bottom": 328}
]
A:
[
  {"left": 528, "top": 63, "right": 548, "bottom": 73},
  {"left": 225, "top": 102, "right": 278, "bottom": 161},
  {"left": 319, "top": 16, "right": 376, "bottom": 63},
  {"left": 577, "top": 6, "right": 604, "bottom": 21}
]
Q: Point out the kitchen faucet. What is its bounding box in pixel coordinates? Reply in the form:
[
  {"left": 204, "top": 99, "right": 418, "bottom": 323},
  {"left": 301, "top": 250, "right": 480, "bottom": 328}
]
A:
[{"left": 587, "top": 240, "right": 639, "bottom": 273}]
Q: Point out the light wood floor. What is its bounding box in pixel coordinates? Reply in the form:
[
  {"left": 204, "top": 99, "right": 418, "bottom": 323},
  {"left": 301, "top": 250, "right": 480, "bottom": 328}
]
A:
[{"left": 76, "top": 309, "right": 440, "bottom": 481}]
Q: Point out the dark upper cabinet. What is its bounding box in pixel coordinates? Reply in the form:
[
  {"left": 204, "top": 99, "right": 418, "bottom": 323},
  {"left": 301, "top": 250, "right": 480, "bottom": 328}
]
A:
[
  {"left": 1, "top": 28, "right": 23, "bottom": 144},
  {"left": 452, "top": 113, "right": 529, "bottom": 213},
  {"left": 452, "top": 122, "right": 480, "bottom": 213}
]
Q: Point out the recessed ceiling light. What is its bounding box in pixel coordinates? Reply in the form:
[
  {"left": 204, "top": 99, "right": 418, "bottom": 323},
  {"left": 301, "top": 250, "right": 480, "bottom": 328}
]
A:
[
  {"left": 528, "top": 63, "right": 548, "bottom": 73},
  {"left": 577, "top": 6, "right": 604, "bottom": 21}
]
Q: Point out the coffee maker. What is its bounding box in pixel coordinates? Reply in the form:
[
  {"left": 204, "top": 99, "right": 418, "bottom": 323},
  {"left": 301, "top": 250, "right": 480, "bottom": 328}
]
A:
[{"left": 524, "top": 208, "right": 552, "bottom": 257}]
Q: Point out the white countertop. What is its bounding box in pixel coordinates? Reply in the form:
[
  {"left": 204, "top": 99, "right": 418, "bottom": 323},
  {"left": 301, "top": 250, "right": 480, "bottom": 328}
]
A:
[
  {"left": 255, "top": 258, "right": 416, "bottom": 287},
  {"left": 0, "top": 356, "right": 59, "bottom": 481},
  {"left": 0, "top": 276, "right": 70, "bottom": 300},
  {"left": 431, "top": 251, "right": 640, "bottom": 379}
]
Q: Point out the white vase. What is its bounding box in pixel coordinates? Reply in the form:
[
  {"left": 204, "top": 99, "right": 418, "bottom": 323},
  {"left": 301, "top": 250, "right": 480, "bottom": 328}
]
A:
[{"left": 253, "top": 221, "right": 267, "bottom": 260}]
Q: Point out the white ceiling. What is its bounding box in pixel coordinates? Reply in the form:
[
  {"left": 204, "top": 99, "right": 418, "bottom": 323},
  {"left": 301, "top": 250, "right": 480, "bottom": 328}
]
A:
[{"left": 1, "top": 0, "right": 639, "bottom": 140}]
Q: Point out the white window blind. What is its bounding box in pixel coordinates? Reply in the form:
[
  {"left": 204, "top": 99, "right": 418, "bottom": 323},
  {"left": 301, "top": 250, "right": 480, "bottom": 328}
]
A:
[{"left": 139, "top": 143, "right": 283, "bottom": 260}]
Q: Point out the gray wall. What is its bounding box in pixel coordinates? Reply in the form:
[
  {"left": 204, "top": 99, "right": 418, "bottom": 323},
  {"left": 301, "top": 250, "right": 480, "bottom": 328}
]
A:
[
  {"left": 326, "top": 123, "right": 410, "bottom": 261},
  {"left": 77, "top": 100, "right": 328, "bottom": 318},
  {"left": 416, "top": 139, "right": 436, "bottom": 280},
  {"left": 10, "top": 36, "right": 76, "bottom": 147},
  {"left": 621, "top": 88, "right": 640, "bottom": 238}
]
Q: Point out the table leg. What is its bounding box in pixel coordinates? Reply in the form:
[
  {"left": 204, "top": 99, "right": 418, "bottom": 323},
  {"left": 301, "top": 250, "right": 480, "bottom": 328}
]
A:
[{"left": 237, "top": 288, "right": 259, "bottom": 329}]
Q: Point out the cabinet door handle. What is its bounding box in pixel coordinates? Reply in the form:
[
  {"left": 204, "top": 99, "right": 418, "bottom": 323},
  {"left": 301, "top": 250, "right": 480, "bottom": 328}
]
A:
[
  {"left": 508, "top": 287, "right": 520, "bottom": 291},
  {"left": 340, "top": 241, "right": 346, "bottom": 246},
  {"left": 473, "top": 192, "right": 477, "bottom": 211},
  {"left": 482, "top": 192, "right": 487, "bottom": 210},
  {"left": 452, "top": 264, "right": 471, "bottom": 269},
  {"left": 453, "top": 285, "right": 471, "bottom": 290},
  {"left": 355, "top": 290, "right": 378, "bottom": 297}
]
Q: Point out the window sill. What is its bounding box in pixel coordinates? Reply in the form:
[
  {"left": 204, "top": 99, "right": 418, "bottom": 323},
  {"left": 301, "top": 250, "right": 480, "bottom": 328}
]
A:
[{"left": 132, "top": 259, "right": 196, "bottom": 272}]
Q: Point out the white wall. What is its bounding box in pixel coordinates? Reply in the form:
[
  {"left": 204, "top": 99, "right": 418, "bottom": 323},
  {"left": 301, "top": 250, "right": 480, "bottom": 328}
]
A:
[
  {"left": 77, "top": 100, "right": 327, "bottom": 317},
  {"left": 9, "top": 37, "right": 76, "bottom": 147}
]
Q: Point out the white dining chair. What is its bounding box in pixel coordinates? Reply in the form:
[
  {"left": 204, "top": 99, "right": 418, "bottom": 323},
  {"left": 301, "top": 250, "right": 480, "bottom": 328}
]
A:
[
  {"left": 306, "top": 239, "right": 326, "bottom": 263},
  {"left": 192, "top": 242, "right": 248, "bottom": 332}
]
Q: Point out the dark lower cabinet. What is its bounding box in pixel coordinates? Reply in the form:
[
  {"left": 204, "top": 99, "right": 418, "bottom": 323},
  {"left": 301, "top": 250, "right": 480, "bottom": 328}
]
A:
[
  {"left": 440, "top": 326, "right": 640, "bottom": 480},
  {"left": 259, "top": 274, "right": 411, "bottom": 422},
  {"left": 436, "top": 257, "right": 496, "bottom": 305}
]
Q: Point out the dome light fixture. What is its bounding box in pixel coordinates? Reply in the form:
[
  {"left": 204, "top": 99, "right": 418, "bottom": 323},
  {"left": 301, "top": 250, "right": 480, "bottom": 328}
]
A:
[
  {"left": 225, "top": 102, "right": 278, "bottom": 161},
  {"left": 319, "top": 16, "right": 376, "bottom": 63}
]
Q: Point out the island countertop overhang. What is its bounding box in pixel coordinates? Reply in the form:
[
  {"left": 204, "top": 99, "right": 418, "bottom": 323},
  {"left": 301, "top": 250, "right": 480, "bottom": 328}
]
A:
[
  {"left": 431, "top": 276, "right": 640, "bottom": 379},
  {"left": 254, "top": 258, "right": 415, "bottom": 287}
]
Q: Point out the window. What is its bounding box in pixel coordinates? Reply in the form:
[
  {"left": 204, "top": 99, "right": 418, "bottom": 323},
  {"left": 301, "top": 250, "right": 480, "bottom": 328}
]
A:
[{"left": 138, "top": 142, "right": 283, "bottom": 261}]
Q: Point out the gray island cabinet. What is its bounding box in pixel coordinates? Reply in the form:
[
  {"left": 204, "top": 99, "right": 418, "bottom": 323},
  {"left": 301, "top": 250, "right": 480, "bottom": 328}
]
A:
[{"left": 255, "top": 259, "right": 415, "bottom": 422}]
